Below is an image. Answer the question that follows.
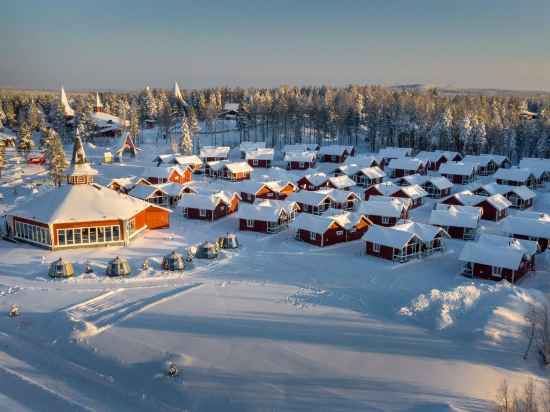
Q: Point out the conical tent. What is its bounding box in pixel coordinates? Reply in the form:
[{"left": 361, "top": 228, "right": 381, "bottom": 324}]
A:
[
  {"left": 48, "top": 257, "right": 75, "bottom": 278},
  {"left": 195, "top": 241, "right": 220, "bottom": 259},
  {"left": 218, "top": 233, "right": 239, "bottom": 249},
  {"left": 106, "top": 256, "right": 132, "bottom": 277},
  {"left": 162, "top": 250, "right": 185, "bottom": 271}
]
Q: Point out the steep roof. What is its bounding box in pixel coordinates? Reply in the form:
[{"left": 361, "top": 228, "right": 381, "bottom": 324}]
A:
[
  {"left": 66, "top": 137, "right": 98, "bottom": 177},
  {"left": 128, "top": 184, "right": 166, "bottom": 200},
  {"left": 60, "top": 87, "right": 74, "bottom": 117},
  {"left": 481, "top": 194, "right": 512, "bottom": 211},
  {"left": 459, "top": 240, "right": 525, "bottom": 270},
  {"left": 142, "top": 166, "right": 182, "bottom": 179},
  {"left": 397, "top": 184, "right": 428, "bottom": 200},
  {"left": 369, "top": 181, "right": 400, "bottom": 196},
  {"left": 394, "top": 221, "right": 447, "bottom": 242},
  {"left": 472, "top": 183, "right": 536, "bottom": 201},
  {"left": 444, "top": 190, "right": 485, "bottom": 206},
  {"left": 317, "top": 188, "right": 359, "bottom": 203},
  {"left": 300, "top": 172, "right": 329, "bottom": 187},
  {"left": 224, "top": 161, "right": 254, "bottom": 174},
  {"left": 11, "top": 184, "right": 166, "bottom": 224},
  {"left": 416, "top": 151, "right": 445, "bottom": 162}
]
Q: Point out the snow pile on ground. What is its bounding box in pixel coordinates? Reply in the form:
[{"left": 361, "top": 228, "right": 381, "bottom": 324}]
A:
[
  {"left": 399, "top": 284, "right": 482, "bottom": 330},
  {"left": 399, "top": 280, "right": 543, "bottom": 346}
]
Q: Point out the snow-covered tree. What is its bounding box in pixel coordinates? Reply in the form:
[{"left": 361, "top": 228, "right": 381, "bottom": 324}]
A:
[
  {"left": 44, "top": 129, "right": 67, "bottom": 186},
  {"left": 0, "top": 105, "right": 7, "bottom": 130},
  {"left": 504, "top": 127, "right": 517, "bottom": 162},
  {"left": 17, "top": 120, "right": 34, "bottom": 156},
  {"left": 141, "top": 86, "right": 158, "bottom": 121},
  {"left": 179, "top": 117, "right": 193, "bottom": 154},
  {"left": 535, "top": 135, "right": 548, "bottom": 158},
  {"left": 0, "top": 142, "right": 6, "bottom": 177},
  {"left": 458, "top": 114, "right": 473, "bottom": 153}
]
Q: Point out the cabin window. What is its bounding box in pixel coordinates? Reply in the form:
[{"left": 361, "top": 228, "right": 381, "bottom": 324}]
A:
[
  {"left": 373, "top": 243, "right": 381, "bottom": 253},
  {"left": 336, "top": 230, "right": 344, "bottom": 236},
  {"left": 382, "top": 217, "right": 390, "bottom": 224},
  {"left": 200, "top": 209, "right": 207, "bottom": 217},
  {"left": 493, "top": 267, "right": 503, "bottom": 277},
  {"left": 15, "top": 221, "right": 51, "bottom": 246},
  {"left": 253, "top": 160, "right": 258, "bottom": 166},
  {"left": 350, "top": 228, "right": 357, "bottom": 233},
  {"left": 299, "top": 162, "right": 304, "bottom": 168},
  {"left": 309, "top": 232, "right": 317, "bottom": 240},
  {"left": 246, "top": 219, "right": 254, "bottom": 228}
]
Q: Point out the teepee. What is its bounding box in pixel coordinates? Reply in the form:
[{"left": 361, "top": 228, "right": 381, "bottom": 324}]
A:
[{"left": 60, "top": 87, "right": 75, "bottom": 117}]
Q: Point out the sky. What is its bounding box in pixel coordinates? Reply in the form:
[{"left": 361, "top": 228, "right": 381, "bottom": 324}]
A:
[{"left": 1, "top": 0, "right": 549, "bottom": 91}]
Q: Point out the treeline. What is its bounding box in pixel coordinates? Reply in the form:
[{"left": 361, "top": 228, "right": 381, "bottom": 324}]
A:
[{"left": 1, "top": 85, "right": 549, "bottom": 162}]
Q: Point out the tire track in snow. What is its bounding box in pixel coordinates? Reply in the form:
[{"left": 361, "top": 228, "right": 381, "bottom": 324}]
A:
[{"left": 67, "top": 283, "right": 203, "bottom": 338}]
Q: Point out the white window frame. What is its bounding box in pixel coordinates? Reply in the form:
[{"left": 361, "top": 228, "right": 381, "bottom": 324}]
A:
[
  {"left": 246, "top": 219, "right": 254, "bottom": 228},
  {"left": 56, "top": 224, "right": 121, "bottom": 247},
  {"left": 299, "top": 162, "right": 304, "bottom": 168},
  {"left": 336, "top": 230, "right": 344, "bottom": 236},
  {"left": 309, "top": 231, "right": 317, "bottom": 240},
  {"left": 493, "top": 266, "right": 503, "bottom": 277},
  {"left": 373, "top": 243, "right": 381, "bottom": 253},
  {"left": 382, "top": 216, "right": 390, "bottom": 224},
  {"left": 199, "top": 209, "right": 207, "bottom": 217},
  {"left": 253, "top": 159, "right": 258, "bottom": 166}
]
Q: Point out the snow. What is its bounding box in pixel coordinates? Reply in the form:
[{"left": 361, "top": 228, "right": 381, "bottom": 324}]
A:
[
  {"left": 362, "top": 225, "right": 417, "bottom": 248},
  {"left": 0, "top": 127, "right": 548, "bottom": 411},
  {"left": 500, "top": 215, "right": 550, "bottom": 238},
  {"left": 327, "top": 174, "right": 355, "bottom": 189},
  {"left": 199, "top": 146, "right": 230, "bottom": 159},
  {"left": 236, "top": 202, "right": 286, "bottom": 222},
  {"left": 244, "top": 148, "right": 274, "bottom": 160},
  {"left": 494, "top": 167, "right": 534, "bottom": 183},
  {"left": 360, "top": 198, "right": 406, "bottom": 218},
  {"left": 283, "top": 151, "right": 316, "bottom": 162},
  {"left": 387, "top": 157, "right": 426, "bottom": 171},
  {"left": 429, "top": 207, "right": 481, "bottom": 229},
  {"left": 458, "top": 235, "right": 535, "bottom": 270},
  {"left": 439, "top": 162, "right": 477, "bottom": 176},
  {"left": 378, "top": 147, "right": 412, "bottom": 158},
  {"left": 178, "top": 191, "right": 237, "bottom": 210},
  {"left": 9, "top": 184, "right": 161, "bottom": 224},
  {"left": 318, "top": 144, "right": 353, "bottom": 156}
]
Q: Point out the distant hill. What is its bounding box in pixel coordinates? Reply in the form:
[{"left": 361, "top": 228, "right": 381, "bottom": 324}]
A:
[{"left": 390, "top": 83, "right": 550, "bottom": 97}]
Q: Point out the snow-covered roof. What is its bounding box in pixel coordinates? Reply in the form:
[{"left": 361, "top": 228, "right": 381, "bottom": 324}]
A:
[
  {"left": 463, "top": 155, "right": 495, "bottom": 168},
  {"left": 357, "top": 166, "right": 385, "bottom": 179},
  {"left": 283, "top": 144, "right": 319, "bottom": 153},
  {"left": 378, "top": 147, "right": 412, "bottom": 158},
  {"left": 178, "top": 191, "right": 238, "bottom": 210},
  {"left": 174, "top": 155, "right": 202, "bottom": 167},
  {"left": 224, "top": 161, "right": 254, "bottom": 174},
  {"left": 427, "top": 176, "right": 453, "bottom": 190},
  {"left": 142, "top": 166, "right": 182, "bottom": 179},
  {"left": 362, "top": 225, "right": 417, "bottom": 249},
  {"left": 256, "top": 199, "right": 299, "bottom": 214},
  {"left": 472, "top": 183, "right": 536, "bottom": 201},
  {"left": 500, "top": 216, "right": 550, "bottom": 239},
  {"left": 300, "top": 172, "right": 328, "bottom": 187},
  {"left": 231, "top": 180, "right": 269, "bottom": 195},
  {"left": 91, "top": 111, "right": 128, "bottom": 129},
  {"left": 157, "top": 182, "right": 196, "bottom": 197},
  {"left": 263, "top": 180, "right": 297, "bottom": 193},
  {"left": 516, "top": 211, "right": 550, "bottom": 221},
  {"left": 439, "top": 162, "right": 477, "bottom": 176},
  {"left": 520, "top": 157, "right": 550, "bottom": 172},
  {"left": 433, "top": 150, "right": 462, "bottom": 161},
  {"left": 458, "top": 239, "right": 526, "bottom": 270},
  {"left": 494, "top": 168, "right": 534, "bottom": 182},
  {"left": 397, "top": 184, "right": 428, "bottom": 200},
  {"left": 236, "top": 202, "right": 286, "bottom": 222},
  {"left": 360, "top": 198, "right": 406, "bottom": 218},
  {"left": 287, "top": 191, "right": 332, "bottom": 206},
  {"left": 435, "top": 203, "right": 483, "bottom": 217},
  {"left": 60, "top": 87, "right": 74, "bottom": 117},
  {"left": 368, "top": 196, "right": 413, "bottom": 210},
  {"left": 317, "top": 188, "right": 359, "bottom": 203},
  {"left": 444, "top": 190, "right": 485, "bottom": 206},
  {"left": 106, "top": 176, "right": 138, "bottom": 191},
  {"left": 223, "top": 103, "right": 240, "bottom": 112},
  {"left": 327, "top": 175, "right": 355, "bottom": 189},
  {"left": 11, "top": 184, "right": 167, "bottom": 224},
  {"left": 199, "top": 146, "right": 231, "bottom": 158},
  {"left": 319, "top": 145, "right": 353, "bottom": 156},
  {"left": 284, "top": 151, "right": 316, "bottom": 162},
  {"left": 387, "top": 158, "right": 426, "bottom": 171},
  {"left": 429, "top": 207, "right": 480, "bottom": 229},
  {"left": 128, "top": 184, "right": 166, "bottom": 200},
  {"left": 481, "top": 194, "right": 512, "bottom": 211},
  {"left": 292, "top": 213, "right": 340, "bottom": 234},
  {"left": 416, "top": 151, "right": 445, "bottom": 162},
  {"left": 478, "top": 234, "right": 539, "bottom": 256},
  {"left": 394, "top": 221, "right": 447, "bottom": 242},
  {"left": 239, "top": 142, "right": 266, "bottom": 152},
  {"left": 399, "top": 174, "right": 428, "bottom": 186},
  {"left": 369, "top": 181, "right": 400, "bottom": 196},
  {"left": 245, "top": 148, "right": 275, "bottom": 161}
]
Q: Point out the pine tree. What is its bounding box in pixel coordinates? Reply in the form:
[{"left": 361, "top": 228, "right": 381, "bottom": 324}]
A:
[
  {"left": 0, "top": 105, "right": 6, "bottom": 130},
  {"left": 51, "top": 101, "right": 68, "bottom": 143},
  {"left": 0, "top": 141, "right": 6, "bottom": 177},
  {"left": 17, "top": 121, "right": 34, "bottom": 157},
  {"left": 27, "top": 100, "right": 42, "bottom": 130},
  {"left": 179, "top": 117, "right": 193, "bottom": 155},
  {"left": 44, "top": 129, "right": 67, "bottom": 186}
]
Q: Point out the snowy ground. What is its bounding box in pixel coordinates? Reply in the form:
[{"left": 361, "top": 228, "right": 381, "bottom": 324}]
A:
[{"left": 0, "top": 129, "right": 549, "bottom": 411}]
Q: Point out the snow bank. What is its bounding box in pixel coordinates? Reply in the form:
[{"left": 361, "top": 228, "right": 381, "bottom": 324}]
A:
[{"left": 398, "top": 281, "right": 543, "bottom": 345}]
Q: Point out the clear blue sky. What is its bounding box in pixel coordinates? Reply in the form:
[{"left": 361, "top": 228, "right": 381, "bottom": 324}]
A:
[{"left": 1, "top": 0, "right": 548, "bottom": 91}]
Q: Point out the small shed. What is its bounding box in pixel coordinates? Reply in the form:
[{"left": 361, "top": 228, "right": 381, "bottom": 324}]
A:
[
  {"left": 218, "top": 233, "right": 239, "bottom": 249},
  {"left": 106, "top": 256, "right": 132, "bottom": 277},
  {"left": 195, "top": 241, "right": 220, "bottom": 259},
  {"left": 48, "top": 258, "right": 75, "bottom": 278},
  {"left": 162, "top": 250, "right": 185, "bottom": 271}
]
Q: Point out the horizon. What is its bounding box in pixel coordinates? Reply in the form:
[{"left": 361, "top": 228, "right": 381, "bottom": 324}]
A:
[{"left": 1, "top": 1, "right": 549, "bottom": 91}]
